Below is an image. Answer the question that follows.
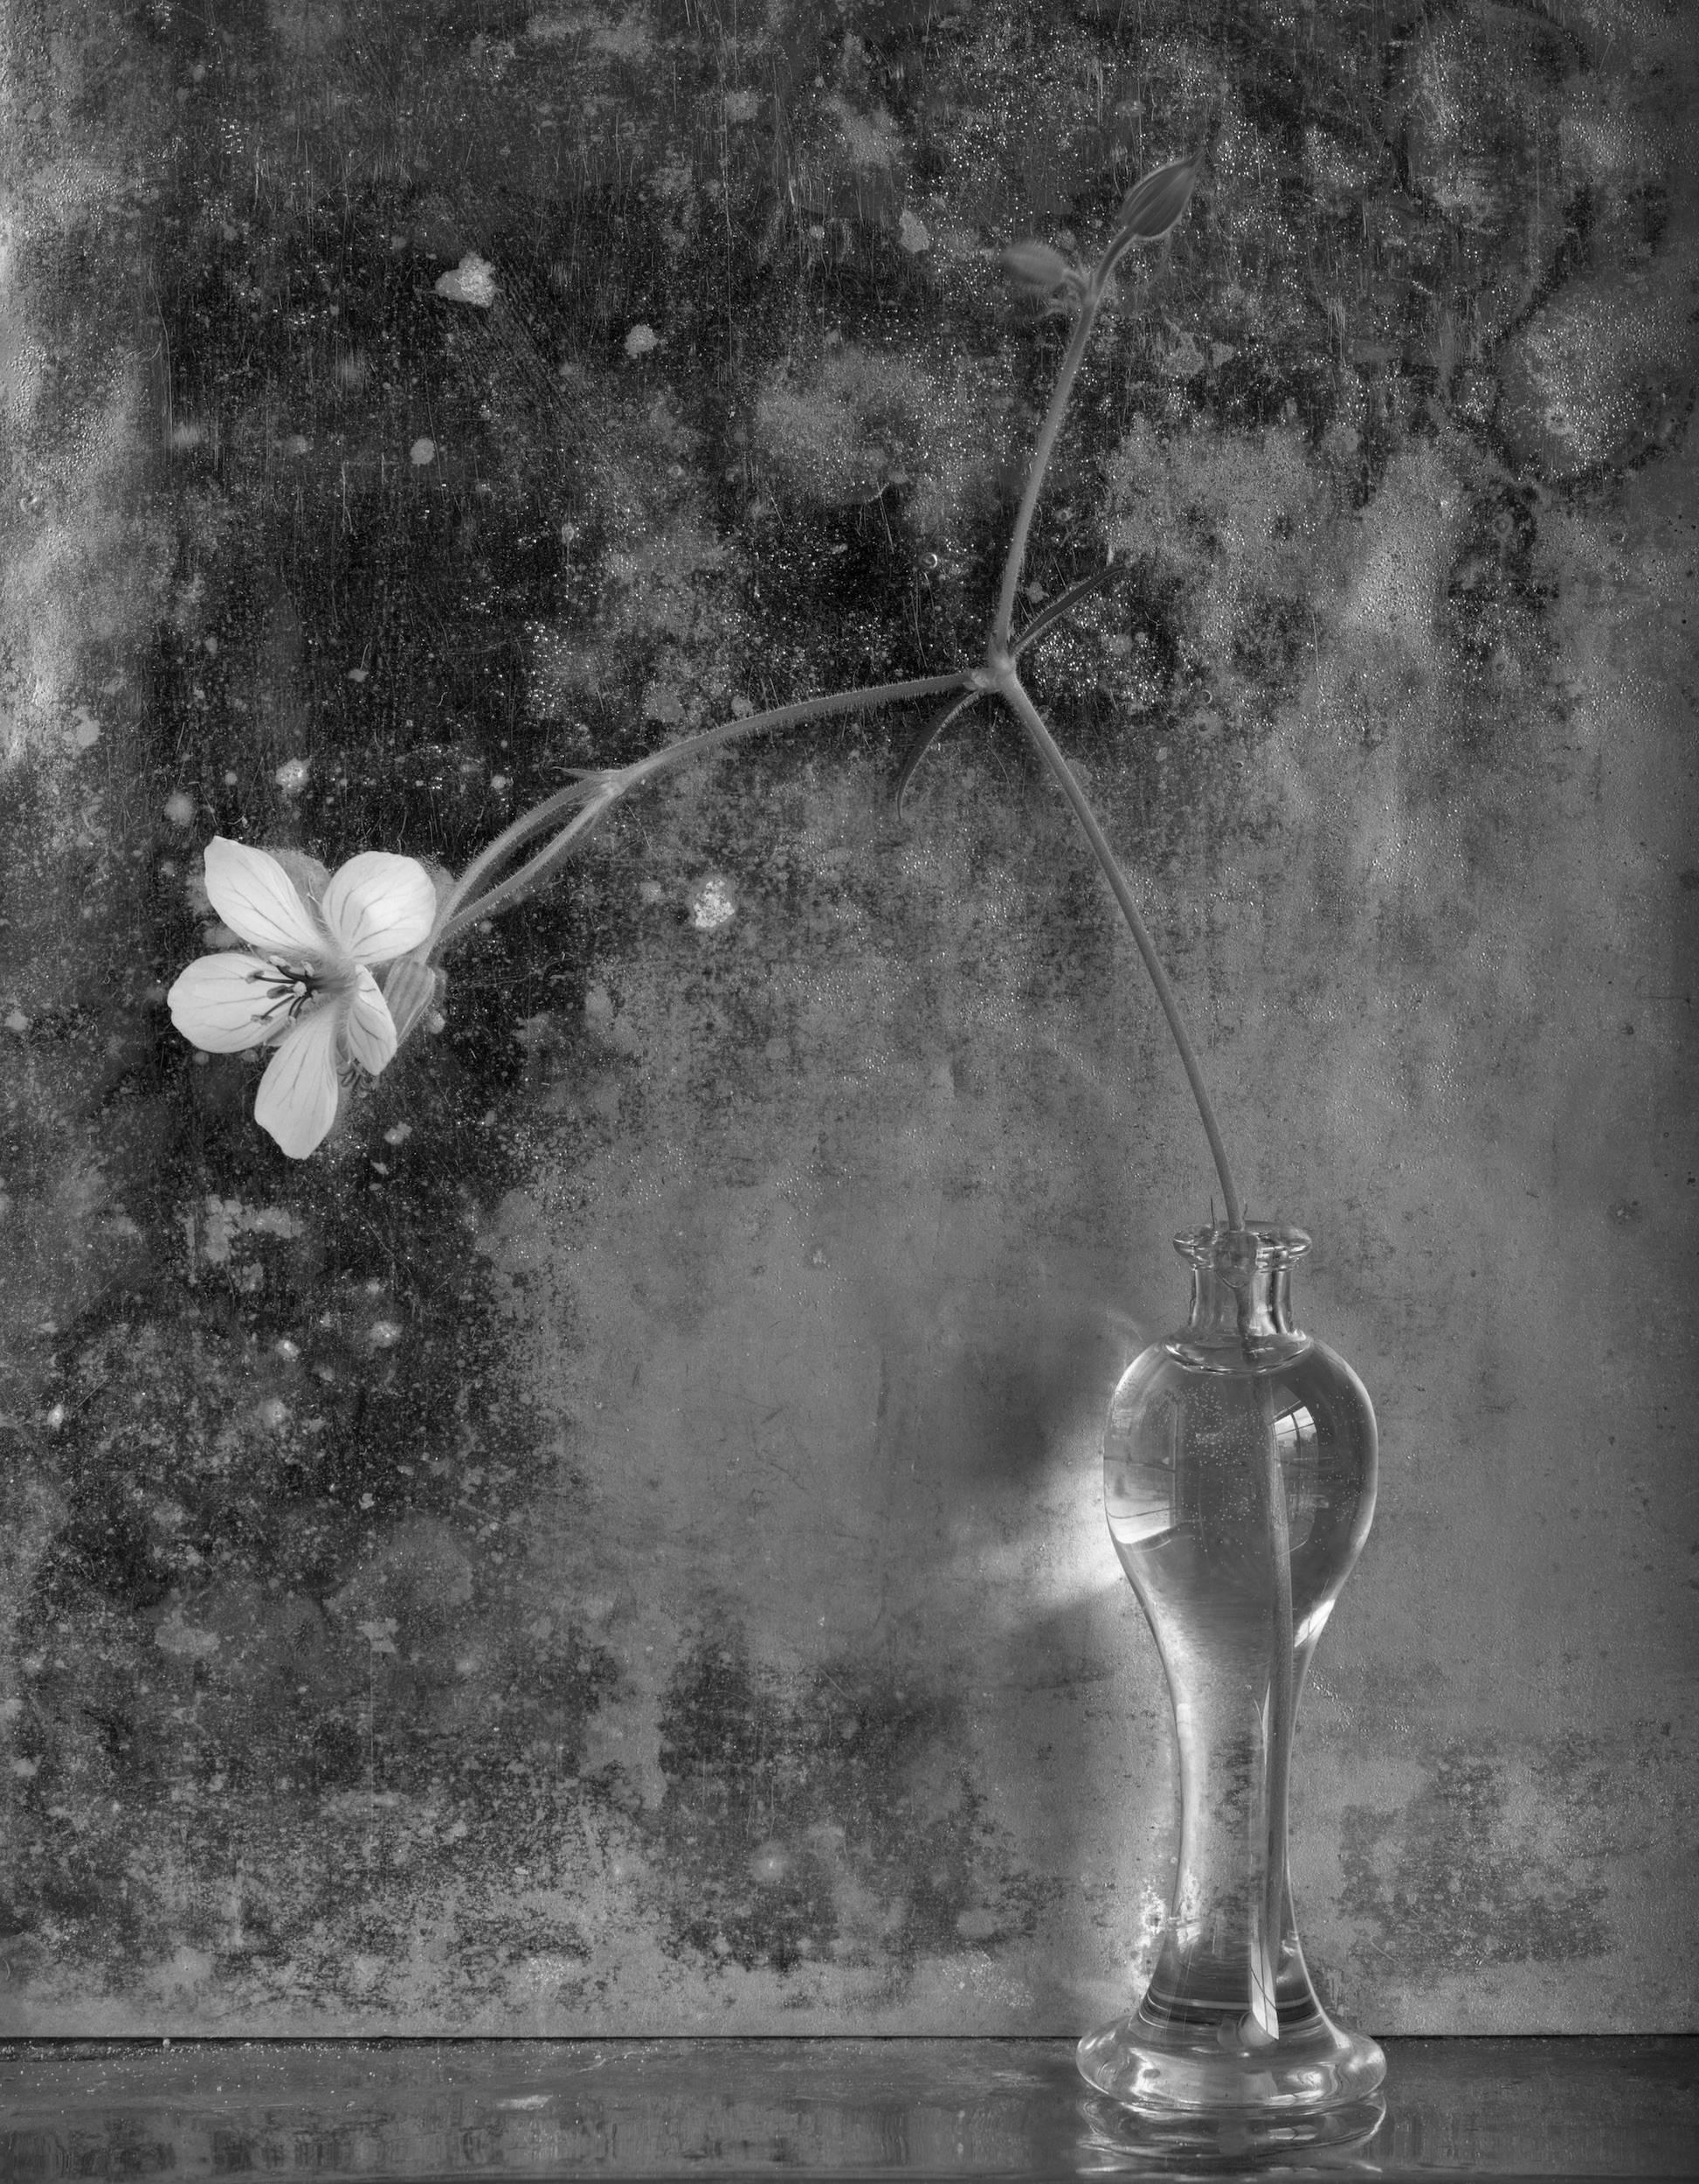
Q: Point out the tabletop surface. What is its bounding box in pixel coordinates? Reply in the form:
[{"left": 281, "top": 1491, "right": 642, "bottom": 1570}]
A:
[{"left": 2, "top": 2035, "right": 1695, "bottom": 2181}]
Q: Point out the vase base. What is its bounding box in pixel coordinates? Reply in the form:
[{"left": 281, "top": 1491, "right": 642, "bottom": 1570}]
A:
[
  {"left": 1078, "top": 2090, "right": 1387, "bottom": 2168},
  {"left": 1076, "top": 2006, "right": 1385, "bottom": 2116}
]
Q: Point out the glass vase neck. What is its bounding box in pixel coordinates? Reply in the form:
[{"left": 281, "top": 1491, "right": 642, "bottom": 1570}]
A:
[{"left": 1171, "top": 1226, "right": 1310, "bottom": 1362}]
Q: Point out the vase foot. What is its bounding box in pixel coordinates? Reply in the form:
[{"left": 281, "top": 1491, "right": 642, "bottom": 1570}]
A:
[
  {"left": 1078, "top": 2090, "right": 1387, "bottom": 2168},
  {"left": 1076, "top": 2006, "right": 1385, "bottom": 2115}
]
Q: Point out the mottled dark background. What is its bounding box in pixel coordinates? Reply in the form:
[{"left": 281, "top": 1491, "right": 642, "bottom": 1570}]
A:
[{"left": 0, "top": 0, "right": 1694, "bottom": 2035}]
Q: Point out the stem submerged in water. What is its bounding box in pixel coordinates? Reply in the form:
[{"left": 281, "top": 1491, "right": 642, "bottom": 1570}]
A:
[{"left": 1247, "top": 1370, "right": 1294, "bottom": 2046}]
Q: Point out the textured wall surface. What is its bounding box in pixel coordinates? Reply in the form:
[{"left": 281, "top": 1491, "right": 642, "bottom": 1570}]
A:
[{"left": 1, "top": 0, "right": 1695, "bottom": 2035}]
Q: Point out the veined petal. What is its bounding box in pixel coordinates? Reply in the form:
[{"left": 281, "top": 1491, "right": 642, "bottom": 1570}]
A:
[
  {"left": 253, "top": 1006, "right": 342, "bottom": 1158},
  {"left": 321, "top": 852, "right": 439, "bottom": 965},
  {"left": 381, "top": 956, "right": 442, "bottom": 1047},
  {"left": 204, "top": 838, "right": 324, "bottom": 958},
  {"left": 169, "top": 952, "right": 293, "bottom": 1053},
  {"left": 342, "top": 966, "right": 398, "bottom": 1075}
]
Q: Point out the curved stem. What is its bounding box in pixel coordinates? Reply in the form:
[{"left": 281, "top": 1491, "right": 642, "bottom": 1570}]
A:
[
  {"left": 435, "top": 791, "right": 622, "bottom": 948},
  {"left": 995, "top": 665, "right": 1242, "bottom": 1230},
  {"left": 1011, "top": 553, "right": 1123, "bottom": 660},
  {"left": 433, "top": 775, "right": 617, "bottom": 936},
  {"left": 894, "top": 561, "right": 1123, "bottom": 815},
  {"left": 432, "top": 671, "right": 970, "bottom": 949},
  {"left": 992, "top": 293, "right": 1106, "bottom": 650},
  {"left": 890, "top": 690, "right": 984, "bottom": 816}
]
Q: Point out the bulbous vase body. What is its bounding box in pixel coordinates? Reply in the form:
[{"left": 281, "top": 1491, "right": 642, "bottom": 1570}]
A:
[{"left": 1077, "top": 1226, "right": 1385, "bottom": 2115}]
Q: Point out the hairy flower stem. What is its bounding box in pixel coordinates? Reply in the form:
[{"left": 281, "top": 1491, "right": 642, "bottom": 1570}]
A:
[
  {"left": 992, "top": 294, "right": 1106, "bottom": 650},
  {"left": 432, "top": 671, "right": 970, "bottom": 948},
  {"left": 993, "top": 663, "right": 1244, "bottom": 1232},
  {"left": 413, "top": 156, "right": 1244, "bottom": 1235}
]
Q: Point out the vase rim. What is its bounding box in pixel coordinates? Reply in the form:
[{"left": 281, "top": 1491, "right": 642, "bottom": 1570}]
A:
[{"left": 1172, "top": 1222, "right": 1312, "bottom": 1268}]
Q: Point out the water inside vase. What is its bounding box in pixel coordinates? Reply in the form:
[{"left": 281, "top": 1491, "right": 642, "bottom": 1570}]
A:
[
  {"left": 1081, "top": 1234, "right": 1384, "bottom": 2111},
  {"left": 1106, "top": 1344, "right": 1372, "bottom": 1671}
]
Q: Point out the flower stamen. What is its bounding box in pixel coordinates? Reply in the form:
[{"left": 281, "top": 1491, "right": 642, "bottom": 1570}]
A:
[
  {"left": 245, "top": 963, "right": 321, "bottom": 1026},
  {"left": 169, "top": 840, "right": 439, "bottom": 1158}
]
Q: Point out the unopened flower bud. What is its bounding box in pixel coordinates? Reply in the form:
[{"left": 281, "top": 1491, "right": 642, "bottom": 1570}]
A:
[
  {"left": 1000, "top": 239, "right": 1074, "bottom": 298},
  {"left": 1112, "top": 151, "right": 1201, "bottom": 246}
]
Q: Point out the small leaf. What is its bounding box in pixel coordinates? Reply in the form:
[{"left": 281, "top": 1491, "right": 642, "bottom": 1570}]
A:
[
  {"left": 1000, "top": 239, "right": 1073, "bottom": 297},
  {"left": 1113, "top": 151, "right": 1200, "bottom": 244},
  {"left": 892, "top": 692, "right": 982, "bottom": 816}
]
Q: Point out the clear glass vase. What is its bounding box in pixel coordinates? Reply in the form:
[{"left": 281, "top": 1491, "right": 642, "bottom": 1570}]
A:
[{"left": 1077, "top": 1224, "right": 1386, "bottom": 2116}]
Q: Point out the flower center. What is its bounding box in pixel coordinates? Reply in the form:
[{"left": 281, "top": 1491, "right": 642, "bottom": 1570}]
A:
[{"left": 246, "top": 960, "right": 326, "bottom": 1026}]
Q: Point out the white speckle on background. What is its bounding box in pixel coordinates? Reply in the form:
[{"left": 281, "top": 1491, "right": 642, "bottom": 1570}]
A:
[
  {"left": 155, "top": 1609, "right": 220, "bottom": 1660},
  {"left": 689, "top": 875, "right": 736, "bottom": 931},
  {"left": 435, "top": 253, "right": 497, "bottom": 307},
  {"left": 199, "top": 1197, "right": 305, "bottom": 1268},
  {"left": 163, "top": 791, "right": 194, "bottom": 826},
  {"left": 624, "top": 322, "right": 660, "bottom": 358},
  {"left": 898, "top": 208, "right": 931, "bottom": 254},
  {"left": 409, "top": 437, "right": 436, "bottom": 467},
  {"left": 274, "top": 757, "right": 310, "bottom": 793}
]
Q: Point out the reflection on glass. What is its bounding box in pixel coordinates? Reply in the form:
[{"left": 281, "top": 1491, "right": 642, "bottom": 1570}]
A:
[
  {"left": 1082, "top": 1227, "right": 1384, "bottom": 2115},
  {"left": 1077, "top": 2088, "right": 1387, "bottom": 2173}
]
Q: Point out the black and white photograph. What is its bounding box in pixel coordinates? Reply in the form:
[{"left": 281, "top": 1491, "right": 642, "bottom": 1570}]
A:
[{"left": 1, "top": 0, "right": 1694, "bottom": 2170}]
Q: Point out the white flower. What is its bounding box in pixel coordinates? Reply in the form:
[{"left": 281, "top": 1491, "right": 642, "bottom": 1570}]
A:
[{"left": 169, "top": 837, "right": 437, "bottom": 1158}]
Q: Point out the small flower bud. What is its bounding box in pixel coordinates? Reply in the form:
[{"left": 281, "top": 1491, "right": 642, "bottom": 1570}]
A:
[
  {"left": 1112, "top": 151, "right": 1200, "bottom": 246},
  {"left": 1000, "top": 239, "right": 1074, "bottom": 299}
]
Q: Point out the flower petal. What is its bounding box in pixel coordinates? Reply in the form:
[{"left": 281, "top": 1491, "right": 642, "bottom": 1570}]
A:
[
  {"left": 342, "top": 966, "right": 397, "bottom": 1075},
  {"left": 321, "top": 853, "right": 439, "bottom": 964},
  {"left": 380, "top": 956, "right": 442, "bottom": 1048},
  {"left": 253, "top": 1006, "right": 342, "bottom": 1158},
  {"left": 204, "top": 838, "right": 324, "bottom": 958},
  {"left": 168, "top": 953, "right": 292, "bottom": 1053}
]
